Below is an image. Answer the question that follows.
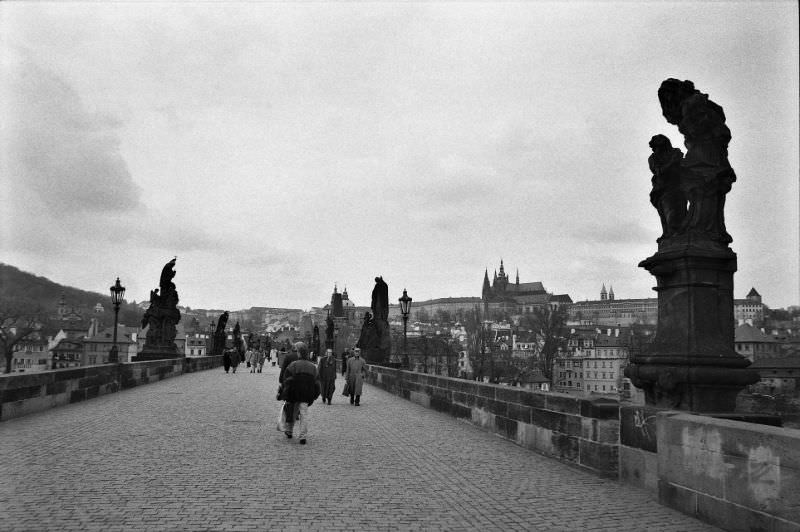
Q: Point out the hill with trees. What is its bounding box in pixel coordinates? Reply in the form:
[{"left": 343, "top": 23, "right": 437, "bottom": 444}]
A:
[{"left": 0, "top": 263, "right": 142, "bottom": 328}]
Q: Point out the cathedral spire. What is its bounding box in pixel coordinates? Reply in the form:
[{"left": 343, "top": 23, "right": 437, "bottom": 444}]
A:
[
  {"left": 600, "top": 283, "right": 607, "bottom": 301},
  {"left": 499, "top": 259, "right": 505, "bottom": 277},
  {"left": 516, "top": 268, "right": 519, "bottom": 285}
]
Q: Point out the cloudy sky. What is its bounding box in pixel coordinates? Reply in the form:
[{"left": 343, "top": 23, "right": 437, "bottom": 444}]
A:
[{"left": 2, "top": 2, "right": 798, "bottom": 312}]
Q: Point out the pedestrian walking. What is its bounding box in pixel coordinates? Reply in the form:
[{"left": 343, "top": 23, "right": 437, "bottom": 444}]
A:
[
  {"left": 257, "top": 350, "right": 266, "bottom": 373},
  {"left": 223, "top": 349, "right": 231, "bottom": 373},
  {"left": 277, "top": 342, "right": 320, "bottom": 444},
  {"left": 346, "top": 347, "right": 366, "bottom": 406},
  {"left": 245, "top": 348, "right": 256, "bottom": 373},
  {"left": 317, "top": 348, "right": 337, "bottom": 405},
  {"left": 229, "top": 348, "right": 241, "bottom": 373}
]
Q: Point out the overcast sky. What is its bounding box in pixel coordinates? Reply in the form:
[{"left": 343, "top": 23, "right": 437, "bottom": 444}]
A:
[{"left": 2, "top": 2, "right": 798, "bottom": 312}]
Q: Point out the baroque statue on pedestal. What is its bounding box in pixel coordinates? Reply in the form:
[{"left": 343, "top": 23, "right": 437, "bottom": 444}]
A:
[
  {"left": 140, "top": 258, "right": 181, "bottom": 353},
  {"left": 649, "top": 78, "right": 735, "bottom": 248}
]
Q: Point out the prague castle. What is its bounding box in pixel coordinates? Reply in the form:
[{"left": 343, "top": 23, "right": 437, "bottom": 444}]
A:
[{"left": 481, "top": 260, "right": 572, "bottom": 317}]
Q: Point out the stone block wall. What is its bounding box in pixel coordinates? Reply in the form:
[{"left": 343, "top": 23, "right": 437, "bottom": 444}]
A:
[
  {"left": 657, "top": 412, "right": 800, "bottom": 532},
  {"left": 365, "top": 365, "right": 620, "bottom": 477},
  {"left": 366, "top": 365, "right": 800, "bottom": 531},
  {"left": 0, "top": 356, "right": 223, "bottom": 422}
]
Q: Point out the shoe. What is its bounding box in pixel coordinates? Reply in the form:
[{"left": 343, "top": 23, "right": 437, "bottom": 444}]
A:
[
  {"left": 284, "top": 431, "right": 292, "bottom": 439},
  {"left": 299, "top": 439, "right": 307, "bottom": 445}
]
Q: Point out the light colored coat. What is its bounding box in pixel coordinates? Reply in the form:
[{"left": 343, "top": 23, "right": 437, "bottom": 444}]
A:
[{"left": 346, "top": 355, "right": 366, "bottom": 396}]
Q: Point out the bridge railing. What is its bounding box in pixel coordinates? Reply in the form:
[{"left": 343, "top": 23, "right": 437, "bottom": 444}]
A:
[
  {"left": 0, "top": 356, "right": 223, "bottom": 422},
  {"left": 366, "top": 364, "right": 800, "bottom": 532}
]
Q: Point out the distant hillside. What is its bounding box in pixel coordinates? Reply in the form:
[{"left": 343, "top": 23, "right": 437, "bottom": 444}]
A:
[{"left": 0, "top": 263, "right": 142, "bottom": 327}]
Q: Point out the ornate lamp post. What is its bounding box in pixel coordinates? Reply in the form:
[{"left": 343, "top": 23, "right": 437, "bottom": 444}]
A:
[
  {"left": 399, "top": 288, "right": 412, "bottom": 368},
  {"left": 109, "top": 277, "right": 125, "bottom": 363},
  {"left": 207, "top": 321, "right": 215, "bottom": 356},
  {"left": 482, "top": 320, "right": 493, "bottom": 383}
]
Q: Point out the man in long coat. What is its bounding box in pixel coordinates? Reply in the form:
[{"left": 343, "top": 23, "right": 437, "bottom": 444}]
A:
[
  {"left": 346, "top": 348, "right": 366, "bottom": 406},
  {"left": 317, "top": 348, "right": 337, "bottom": 405}
]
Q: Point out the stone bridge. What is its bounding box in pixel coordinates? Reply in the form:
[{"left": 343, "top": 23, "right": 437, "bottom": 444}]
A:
[
  {"left": 0, "top": 361, "right": 800, "bottom": 531},
  {"left": 1, "top": 361, "right": 797, "bottom": 531}
]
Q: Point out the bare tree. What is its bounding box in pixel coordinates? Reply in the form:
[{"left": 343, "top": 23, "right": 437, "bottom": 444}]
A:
[
  {"left": 519, "top": 306, "right": 567, "bottom": 382},
  {"left": 0, "top": 299, "right": 43, "bottom": 374}
]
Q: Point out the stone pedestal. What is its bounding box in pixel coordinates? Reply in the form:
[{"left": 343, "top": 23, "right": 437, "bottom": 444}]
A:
[{"left": 625, "top": 246, "right": 759, "bottom": 412}]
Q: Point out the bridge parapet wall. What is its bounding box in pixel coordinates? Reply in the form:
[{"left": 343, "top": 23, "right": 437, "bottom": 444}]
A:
[
  {"left": 365, "top": 365, "right": 619, "bottom": 477},
  {"left": 367, "top": 366, "right": 800, "bottom": 531},
  {"left": 0, "top": 356, "right": 223, "bottom": 422}
]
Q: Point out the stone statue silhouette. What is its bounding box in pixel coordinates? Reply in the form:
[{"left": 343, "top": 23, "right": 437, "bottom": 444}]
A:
[
  {"left": 213, "top": 311, "right": 229, "bottom": 357},
  {"left": 652, "top": 79, "right": 735, "bottom": 247},
  {"left": 358, "top": 277, "right": 391, "bottom": 363},
  {"left": 140, "top": 258, "right": 181, "bottom": 354},
  {"left": 325, "top": 312, "right": 334, "bottom": 346},
  {"left": 371, "top": 276, "right": 389, "bottom": 321},
  {"left": 648, "top": 134, "right": 686, "bottom": 242}
]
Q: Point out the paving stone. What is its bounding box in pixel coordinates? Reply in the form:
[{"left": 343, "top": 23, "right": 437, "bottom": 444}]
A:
[{"left": 0, "top": 365, "right": 719, "bottom": 531}]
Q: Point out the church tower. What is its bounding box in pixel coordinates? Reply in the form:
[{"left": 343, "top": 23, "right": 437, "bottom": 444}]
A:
[
  {"left": 609, "top": 285, "right": 615, "bottom": 301},
  {"left": 495, "top": 259, "right": 509, "bottom": 294},
  {"left": 482, "top": 269, "right": 491, "bottom": 298},
  {"left": 600, "top": 283, "right": 608, "bottom": 301}
]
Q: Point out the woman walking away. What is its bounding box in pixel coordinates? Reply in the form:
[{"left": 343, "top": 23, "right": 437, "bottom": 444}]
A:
[
  {"left": 318, "top": 348, "right": 337, "bottom": 405},
  {"left": 223, "top": 349, "right": 231, "bottom": 373},
  {"left": 346, "top": 348, "right": 366, "bottom": 406},
  {"left": 245, "top": 348, "right": 256, "bottom": 373},
  {"left": 229, "top": 348, "right": 241, "bottom": 373}
]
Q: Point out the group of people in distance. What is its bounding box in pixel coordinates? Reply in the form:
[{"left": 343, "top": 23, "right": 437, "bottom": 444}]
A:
[
  {"left": 276, "top": 342, "right": 366, "bottom": 445},
  {"left": 222, "top": 346, "right": 269, "bottom": 373}
]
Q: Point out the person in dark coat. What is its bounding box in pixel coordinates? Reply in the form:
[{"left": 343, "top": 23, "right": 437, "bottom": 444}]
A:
[
  {"left": 276, "top": 344, "right": 301, "bottom": 439},
  {"left": 346, "top": 348, "right": 366, "bottom": 406},
  {"left": 279, "top": 342, "right": 320, "bottom": 444},
  {"left": 317, "top": 348, "right": 337, "bottom": 405},
  {"left": 229, "top": 348, "right": 241, "bottom": 373},
  {"left": 223, "top": 349, "right": 231, "bottom": 373}
]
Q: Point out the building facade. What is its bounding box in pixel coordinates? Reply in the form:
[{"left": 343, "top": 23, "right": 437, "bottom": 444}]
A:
[
  {"left": 568, "top": 285, "right": 657, "bottom": 326},
  {"left": 734, "top": 288, "right": 765, "bottom": 324}
]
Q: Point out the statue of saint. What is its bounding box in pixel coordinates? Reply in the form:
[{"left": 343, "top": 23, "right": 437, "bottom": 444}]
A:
[
  {"left": 648, "top": 134, "right": 686, "bottom": 241},
  {"left": 653, "top": 79, "right": 735, "bottom": 246},
  {"left": 371, "top": 277, "right": 389, "bottom": 322}
]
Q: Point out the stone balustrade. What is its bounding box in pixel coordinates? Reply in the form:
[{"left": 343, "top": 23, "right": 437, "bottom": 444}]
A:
[
  {"left": 365, "top": 365, "right": 800, "bottom": 532},
  {"left": 0, "top": 356, "right": 223, "bottom": 422},
  {"left": 364, "top": 365, "right": 619, "bottom": 476}
]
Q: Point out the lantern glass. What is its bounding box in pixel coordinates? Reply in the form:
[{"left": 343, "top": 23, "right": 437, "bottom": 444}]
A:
[
  {"left": 110, "top": 278, "right": 126, "bottom": 306},
  {"left": 399, "top": 289, "right": 412, "bottom": 316}
]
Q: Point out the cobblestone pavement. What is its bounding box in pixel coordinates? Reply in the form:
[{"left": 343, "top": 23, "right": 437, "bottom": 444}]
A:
[{"left": 0, "top": 365, "right": 720, "bottom": 531}]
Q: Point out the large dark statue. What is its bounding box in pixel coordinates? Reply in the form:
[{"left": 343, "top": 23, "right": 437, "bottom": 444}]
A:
[
  {"left": 648, "top": 134, "right": 686, "bottom": 242},
  {"left": 325, "top": 312, "right": 334, "bottom": 348},
  {"left": 371, "top": 276, "right": 389, "bottom": 321},
  {"left": 137, "top": 258, "right": 182, "bottom": 358},
  {"left": 626, "top": 79, "right": 758, "bottom": 412},
  {"left": 212, "top": 311, "right": 229, "bottom": 357},
  {"left": 312, "top": 325, "right": 320, "bottom": 356},
  {"left": 357, "top": 277, "right": 391, "bottom": 363},
  {"left": 233, "top": 322, "right": 244, "bottom": 358},
  {"left": 650, "top": 78, "right": 735, "bottom": 248}
]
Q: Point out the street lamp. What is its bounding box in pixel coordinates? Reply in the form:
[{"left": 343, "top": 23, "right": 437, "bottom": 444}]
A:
[
  {"left": 207, "top": 321, "right": 215, "bottom": 356},
  {"left": 482, "top": 320, "right": 493, "bottom": 383},
  {"left": 399, "top": 288, "right": 412, "bottom": 368},
  {"left": 109, "top": 277, "right": 125, "bottom": 363}
]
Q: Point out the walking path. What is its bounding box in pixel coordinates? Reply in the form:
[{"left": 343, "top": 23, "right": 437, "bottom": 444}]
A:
[{"left": 0, "top": 363, "right": 719, "bottom": 531}]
